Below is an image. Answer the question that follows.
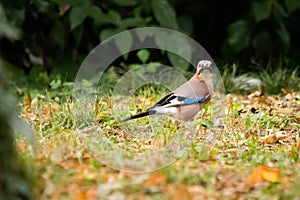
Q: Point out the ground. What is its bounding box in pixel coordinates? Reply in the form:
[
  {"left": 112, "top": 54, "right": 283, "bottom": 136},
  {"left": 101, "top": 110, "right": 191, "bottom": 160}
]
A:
[{"left": 18, "top": 89, "right": 300, "bottom": 199}]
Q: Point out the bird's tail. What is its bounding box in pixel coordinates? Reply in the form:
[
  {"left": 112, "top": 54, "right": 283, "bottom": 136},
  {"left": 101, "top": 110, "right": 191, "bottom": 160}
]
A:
[{"left": 121, "top": 110, "right": 156, "bottom": 122}]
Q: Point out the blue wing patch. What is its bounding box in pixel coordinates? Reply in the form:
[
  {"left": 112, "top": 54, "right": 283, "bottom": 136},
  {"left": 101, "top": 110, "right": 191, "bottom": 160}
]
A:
[{"left": 183, "top": 95, "right": 207, "bottom": 105}]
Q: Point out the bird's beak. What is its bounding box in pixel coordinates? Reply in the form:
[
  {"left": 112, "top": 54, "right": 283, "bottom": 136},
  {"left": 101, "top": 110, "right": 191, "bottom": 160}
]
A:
[{"left": 197, "top": 68, "right": 203, "bottom": 75}]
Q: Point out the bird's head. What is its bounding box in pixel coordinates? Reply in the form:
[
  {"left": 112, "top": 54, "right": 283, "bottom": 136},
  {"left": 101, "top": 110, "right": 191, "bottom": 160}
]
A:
[{"left": 196, "top": 60, "right": 212, "bottom": 75}]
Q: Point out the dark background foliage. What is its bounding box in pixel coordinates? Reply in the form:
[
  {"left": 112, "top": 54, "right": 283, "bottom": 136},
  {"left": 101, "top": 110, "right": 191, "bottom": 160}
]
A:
[{"left": 1, "top": 0, "right": 300, "bottom": 80}]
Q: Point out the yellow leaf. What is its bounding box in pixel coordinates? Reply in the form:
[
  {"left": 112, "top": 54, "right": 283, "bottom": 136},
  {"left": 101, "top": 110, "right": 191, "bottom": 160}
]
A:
[
  {"left": 261, "top": 166, "right": 280, "bottom": 183},
  {"left": 248, "top": 165, "right": 281, "bottom": 186}
]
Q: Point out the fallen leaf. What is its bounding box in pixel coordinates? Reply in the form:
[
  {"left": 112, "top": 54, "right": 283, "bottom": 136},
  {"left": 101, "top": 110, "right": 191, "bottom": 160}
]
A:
[
  {"left": 86, "top": 188, "right": 97, "bottom": 199},
  {"left": 172, "top": 186, "right": 192, "bottom": 200},
  {"left": 261, "top": 166, "right": 280, "bottom": 183},
  {"left": 248, "top": 165, "right": 280, "bottom": 186},
  {"left": 297, "top": 140, "right": 300, "bottom": 152},
  {"left": 74, "top": 188, "right": 97, "bottom": 200},
  {"left": 258, "top": 131, "right": 287, "bottom": 144},
  {"left": 30, "top": 97, "right": 39, "bottom": 110},
  {"left": 97, "top": 183, "right": 123, "bottom": 197},
  {"left": 247, "top": 165, "right": 263, "bottom": 186},
  {"left": 144, "top": 172, "right": 166, "bottom": 187},
  {"left": 25, "top": 92, "right": 31, "bottom": 109},
  {"left": 292, "top": 115, "right": 300, "bottom": 123},
  {"left": 72, "top": 166, "right": 98, "bottom": 181},
  {"left": 223, "top": 148, "right": 238, "bottom": 154},
  {"left": 248, "top": 90, "right": 262, "bottom": 99},
  {"left": 74, "top": 192, "right": 86, "bottom": 200},
  {"left": 281, "top": 88, "right": 292, "bottom": 95},
  {"left": 279, "top": 177, "right": 291, "bottom": 190}
]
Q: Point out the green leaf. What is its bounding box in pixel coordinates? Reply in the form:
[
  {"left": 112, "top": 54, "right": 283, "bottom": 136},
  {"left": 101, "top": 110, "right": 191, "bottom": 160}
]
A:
[
  {"left": 84, "top": 5, "right": 103, "bottom": 20},
  {"left": 151, "top": 0, "right": 178, "bottom": 29},
  {"left": 112, "top": 0, "right": 137, "bottom": 7},
  {"left": 153, "top": 30, "right": 168, "bottom": 50},
  {"left": 3, "top": 7, "right": 25, "bottom": 28},
  {"left": 136, "top": 29, "right": 152, "bottom": 42},
  {"left": 167, "top": 52, "right": 189, "bottom": 72},
  {"left": 273, "top": 3, "right": 287, "bottom": 18},
  {"left": 178, "top": 15, "right": 193, "bottom": 35},
  {"left": 107, "top": 10, "right": 121, "bottom": 25},
  {"left": 114, "top": 30, "right": 132, "bottom": 60},
  {"left": 227, "top": 20, "right": 250, "bottom": 53},
  {"left": 31, "top": 0, "right": 51, "bottom": 12},
  {"left": 49, "top": 0, "right": 89, "bottom": 6},
  {"left": 137, "top": 49, "right": 150, "bottom": 64},
  {"left": 73, "top": 25, "right": 84, "bottom": 46},
  {"left": 100, "top": 28, "right": 122, "bottom": 41},
  {"left": 119, "top": 17, "right": 143, "bottom": 28},
  {"left": 251, "top": 30, "right": 270, "bottom": 55},
  {"left": 285, "top": 0, "right": 300, "bottom": 14},
  {"left": 276, "top": 20, "right": 290, "bottom": 51},
  {"left": 251, "top": 1, "right": 270, "bottom": 22},
  {"left": 166, "top": 33, "right": 191, "bottom": 71},
  {"left": 0, "top": 5, "right": 20, "bottom": 40},
  {"left": 51, "top": 21, "right": 65, "bottom": 49},
  {"left": 100, "top": 28, "right": 132, "bottom": 59},
  {"left": 146, "top": 62, "right": 160, "bottom": 73},
  {"left": 50, "top": 79, "right": 62, "bottom": 89},
  {"left": 95, "top": 10, "right": 121, "bottom": 25},
  {"left": 69, "top": 6, "right": 87, "bottom": 30}
]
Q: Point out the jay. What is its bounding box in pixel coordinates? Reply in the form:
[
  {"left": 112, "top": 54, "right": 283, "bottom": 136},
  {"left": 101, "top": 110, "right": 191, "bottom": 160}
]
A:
[{"left": 122, "top": 60, "right": 213, "bottom": 122}]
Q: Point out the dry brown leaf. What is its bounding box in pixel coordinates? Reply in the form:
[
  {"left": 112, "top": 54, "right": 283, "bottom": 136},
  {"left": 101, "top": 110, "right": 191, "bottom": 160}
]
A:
[
  {"left": 56, "top": 158, "right": 81, "bottom": 170},
  {"left": 25, "top": 93, "right": 31, "bottom": 109},
  {"left": 51, "top": 188, "right": 62, "bottom": 200},
  {"left": 30, "top": 97, "right": 39, "bottom": 110},
  {"left": 74, "top": 188, "right": 97, "bottom": 200},
  {"left": 279, "top": 177, "right": 291, "bottom": 190},
  {"left": 72, "top": 166, "right": 98, "bottom": 181},
  {"left": 144, "top": 172, "right": 166, "bottom": 187},
  {"left": 281, "top": 88, "right": 292, "bottom": 95},
  {"left": 297, "top": 140, "right": 300, "bottom": 152},
  {"left": 292, "top": 116, "right": 300, "bottom": 123},
  {"left": 188, "top": 186, "right": 208, "bottom": 198},
  {"left": 172, "top": 186, "right": 192, "bottom": 200},
  {"left": 74, "top": 192, "right": 86, "bottom": 200},
  {"left": 248, "top": 90, "right": 262, "bottom": 99},
  {"left": 248, "top": 165, "right": 280, "bottom": 186},
  {"left": 258, "top": 131, "right": 287, "bottom": 144},
  {"left": 223, "top": 148, "right": 238, "bottom": 154},
  {"left": 22, "top": 111, "right": 38, "bottom": 121},
  {"left": 86, "top": 188, "right": 97, "bottom": 200}
]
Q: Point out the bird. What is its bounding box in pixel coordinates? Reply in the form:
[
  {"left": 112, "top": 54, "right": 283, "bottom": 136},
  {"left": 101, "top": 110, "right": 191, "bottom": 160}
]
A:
[{"left": 122, "top": 60, "right": 213, "bottom": 122}]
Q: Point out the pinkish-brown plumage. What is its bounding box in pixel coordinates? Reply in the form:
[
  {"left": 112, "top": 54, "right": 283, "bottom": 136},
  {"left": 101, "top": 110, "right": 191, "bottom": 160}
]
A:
[{"left": 122, "top": 60, "right": 213, "bottom": 122}]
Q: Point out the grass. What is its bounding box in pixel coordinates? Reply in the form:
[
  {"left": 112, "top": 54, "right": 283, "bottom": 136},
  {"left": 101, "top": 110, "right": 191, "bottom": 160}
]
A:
[
  {"left": 222, "top": 63, "right": 300, "bottom": 95},
  {"left": 16, "top": 79, "right": 300, "bottom": 199}
]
